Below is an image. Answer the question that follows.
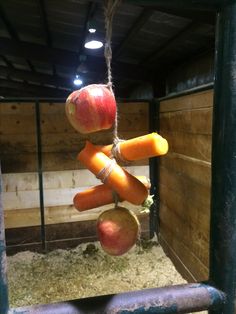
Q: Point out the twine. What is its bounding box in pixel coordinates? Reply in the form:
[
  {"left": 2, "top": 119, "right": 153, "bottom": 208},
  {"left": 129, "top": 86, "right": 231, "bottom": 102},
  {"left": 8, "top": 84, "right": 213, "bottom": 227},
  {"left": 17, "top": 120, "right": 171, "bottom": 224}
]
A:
[
  {"left": 96, "top": 158, "right": 117, "bottom": 183},
  {"left": 104, "top": 0, "right": 122, "bottom": 143},
  {"left": 103, "top": 0, "right": 123, "bottom": 208},
  {"left": 111, "top": 140, "right": 131, "bottom": 164}
]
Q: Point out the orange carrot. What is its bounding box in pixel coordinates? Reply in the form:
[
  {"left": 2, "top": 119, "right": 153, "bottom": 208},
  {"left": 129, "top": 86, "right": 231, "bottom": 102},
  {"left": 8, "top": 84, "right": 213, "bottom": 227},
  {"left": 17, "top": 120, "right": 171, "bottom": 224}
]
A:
[
  {"left": 77, "top": 141, "right": 148, "bottom": 205},
  {"left": 97, "top": 132, "right": 168, "bottom": 161},
  {"left": 73, "top": 176, "right": 151, "bottom": 211}
]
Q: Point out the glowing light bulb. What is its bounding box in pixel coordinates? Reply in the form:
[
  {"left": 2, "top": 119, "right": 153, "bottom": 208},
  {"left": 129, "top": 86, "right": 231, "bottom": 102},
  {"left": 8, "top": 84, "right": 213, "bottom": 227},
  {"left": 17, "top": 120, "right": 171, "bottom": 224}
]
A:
[{"left": 73, "top": 75, "right": 83, "bottom": 86}]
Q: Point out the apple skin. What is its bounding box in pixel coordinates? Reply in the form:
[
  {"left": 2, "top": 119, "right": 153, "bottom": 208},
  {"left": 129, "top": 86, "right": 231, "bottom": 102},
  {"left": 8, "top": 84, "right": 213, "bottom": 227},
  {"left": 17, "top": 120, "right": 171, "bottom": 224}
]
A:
[
  {"left": 97, "top": 207, "right": 140, "bottom": 256},
  {"left": 65, "top": 84, "right": 117, "bottom": 134}
]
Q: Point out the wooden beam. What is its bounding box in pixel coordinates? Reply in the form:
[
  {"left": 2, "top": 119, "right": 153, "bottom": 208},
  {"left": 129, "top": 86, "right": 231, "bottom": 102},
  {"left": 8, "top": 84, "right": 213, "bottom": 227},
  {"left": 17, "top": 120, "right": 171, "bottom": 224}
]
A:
[
  {"left": 0, "top": 66, "right": 78, "bottom": 88},
  {"left": 113, "top": 9, "right": 153, "bottom": 59},
  {"left": 0, "top": 79, "right": 71, "bottom": 97},
  {"left": 140, "top": 20, "right": 203, "bottom": 66},
  {"left": 0, "top": 4, "right": 19, "bottom": 39},
  {"left": 0, "top": 38, "right": 150, "bottom": 81},
  {"left": 124, "top": 0, "right": 224, "bottom": 11},
  {"left": 145, "top": 6, "right": 216, "bottom": 25}
]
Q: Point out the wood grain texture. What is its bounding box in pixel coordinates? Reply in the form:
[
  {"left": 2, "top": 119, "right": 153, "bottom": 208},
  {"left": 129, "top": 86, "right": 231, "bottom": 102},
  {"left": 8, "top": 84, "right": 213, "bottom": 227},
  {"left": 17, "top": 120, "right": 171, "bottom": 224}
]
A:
[
  {"left": 0, "top": 101, "right": 149, "bottom": 173},
  {"left": 160, "top": 90, "right": 213, "bottom": 113},
  {"left": 159, "top": 89, "right": 213, "bottom": 281},
  {"left": 5, "top": 215, "right": 150, "bottom": 255}
]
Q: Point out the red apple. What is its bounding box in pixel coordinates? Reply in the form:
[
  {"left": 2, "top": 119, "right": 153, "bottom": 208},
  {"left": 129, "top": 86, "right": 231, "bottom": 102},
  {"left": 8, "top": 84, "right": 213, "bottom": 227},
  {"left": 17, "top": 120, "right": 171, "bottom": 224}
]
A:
[
  {"left": 97, "top": 207, "right": 140, "bottom": 256},
  {"left": 65, "top": 84, "right": 117, "bottom": 134}
]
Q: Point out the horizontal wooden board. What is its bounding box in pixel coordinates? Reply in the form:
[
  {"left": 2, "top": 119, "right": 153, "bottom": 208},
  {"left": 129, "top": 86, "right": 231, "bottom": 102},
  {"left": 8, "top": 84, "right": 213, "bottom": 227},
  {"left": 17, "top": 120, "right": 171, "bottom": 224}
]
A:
[
  {"left": 159, "top": 166, "right": 211, "bottom": 211},
  {"left": 4, "top": 202, "right": 149, "bottom": 229},
  {"left": 160, "top": 152, "right": 211, "bottom": 187},
  {"left": 1, "top": 131, "right": 147, "bottom": 153},
  {"left": 0, "top": 103, "right": 35, "bottom": 115},
  {"left": 161, "top": 131, "right": 211, "bottom": 162},
  {"left": 159, "top": 184, "right": 210, "bottom": 231},
  {"left": 159, "top": 203, "right": 209, "bottom": 267},
  {"left": 5, "top": 215, "right": 149, "bottom": 252},
  {"left": 160, "top": 107, "right": 212, "bottom": 135},
  {"left": 0, "top": 108, "right": 148, "bottom": 136},
  {"left": 159, "top": 231, "right": 209, "bottom": 282},
  {"left": 160, "top": 90, "right": 213, "bottom": 113},
  {"left": 2, "top": 165, "right": 149, "bottom": 192},
  {"left": 160, "top": 222, "right": 209, "bottom": 281},
  {"left": 1, "top": 152, "right": 148, "bottom": 173}
]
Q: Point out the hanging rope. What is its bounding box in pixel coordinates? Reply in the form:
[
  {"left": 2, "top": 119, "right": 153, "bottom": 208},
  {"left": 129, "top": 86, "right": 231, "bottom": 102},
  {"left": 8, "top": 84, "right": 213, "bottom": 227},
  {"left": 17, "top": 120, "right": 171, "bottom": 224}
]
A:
[
  {"left": 103, "top": 0, "right": 122, "bottom": 208},
  {"left": 104, "top": 0, "right": 122, "bottom": 143}
]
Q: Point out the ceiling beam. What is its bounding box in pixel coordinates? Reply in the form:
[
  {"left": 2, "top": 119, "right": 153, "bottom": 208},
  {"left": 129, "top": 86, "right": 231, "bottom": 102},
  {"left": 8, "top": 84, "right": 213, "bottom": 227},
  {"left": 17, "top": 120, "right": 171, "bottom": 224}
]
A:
[
  {"left": 145, "top": 6, "right": 216, "bottom": 25},
  {"left": 124, "top": 0, "right": 225, "bottom": 11},
  {"left": 0, "top": 38, "right": 151, "bottom": 81},
  {"left": 113, "top": 8, "right": 153, "bottom": 59},
  {"left": 140, "top": 20, "right": 203, "bottom": 66},
  {"left": 0, "top": 79, "right": 71, "bottom": 98},
  {"left": 0, "top": 3, "right": 36, "bottom": 72},
  {"left": 0, "top": 66, "right": 77, "bottom": 88}
]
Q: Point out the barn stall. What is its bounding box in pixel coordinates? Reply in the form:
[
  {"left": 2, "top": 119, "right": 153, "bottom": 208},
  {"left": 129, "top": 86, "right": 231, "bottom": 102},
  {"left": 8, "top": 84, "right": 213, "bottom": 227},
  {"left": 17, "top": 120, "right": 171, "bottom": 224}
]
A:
[{"left": 0, "top": 1, "right": 236, "bottom": 314}]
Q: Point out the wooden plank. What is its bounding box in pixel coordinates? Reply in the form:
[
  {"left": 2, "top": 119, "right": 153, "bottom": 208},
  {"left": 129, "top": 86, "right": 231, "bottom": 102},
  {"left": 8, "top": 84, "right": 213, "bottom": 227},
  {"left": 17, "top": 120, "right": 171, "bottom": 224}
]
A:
[
  {"left": 160, "top": 90, "right": 213, "bottom": 113},
  {"left": 0, "top": 103, "right": 35, "bottom": 115},
  {"left": 4, "top": 202, "right": 149, "bottom": 228},
  {"left": 160, "top": 152, "right": 211, "bottom": 187},
  {"left": 0, "top": 131, "right": 147, "bottom": 153},
  {"left": 0, "top": 153, "right": 38, "bottom": 173},
  {"left": 159, "top": 183, "right": 210, "bottom": 232},
  {"left": 0, "top": 115, "right": 36, "bottom": 135},
  {"left": 159, "top": 203, "right": 209, "bottom": 266},
  {"left": 1, "top": 152, "right": 148, "bottom": 174},
  {"left": 2, "top": 166, "right": 149, "bottom": 192},
  {"left": 160, "top": 223, "right": 209, "bottom": 281},
  {"left": 5, "top": 215, "right": 149, "bottom": 250},
  {"left": 159, "top": 235, "right": 197, "bottom": 282},
  {"left": 159, "top": 166, "right": 211, "bottom": 211},
  {"left": 161, "top": 130, "right": 211, "bottom": 162},
  {"left": 160, "top": 107, "right": 212, "bottom": 135},
  {"left": 38, "top": 102, "right": 148, "bottom": 114}
]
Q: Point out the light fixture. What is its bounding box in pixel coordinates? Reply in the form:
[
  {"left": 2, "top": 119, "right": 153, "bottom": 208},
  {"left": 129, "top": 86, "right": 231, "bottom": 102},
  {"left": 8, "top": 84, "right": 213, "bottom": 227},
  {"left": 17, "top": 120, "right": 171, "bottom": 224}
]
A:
[
  {"left": 84, "top": 29, "right": 103, "bottom": 50},
  {"left": 73, "top": 75, "right": 83, "bottom": 86}
]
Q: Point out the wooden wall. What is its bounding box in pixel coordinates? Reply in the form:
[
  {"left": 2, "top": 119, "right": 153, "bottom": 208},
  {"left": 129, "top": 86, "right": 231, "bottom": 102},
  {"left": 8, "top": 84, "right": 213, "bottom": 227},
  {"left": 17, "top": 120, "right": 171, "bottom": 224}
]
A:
[
  {"left": 159, "top": 90, "right": 213, "bottom": 282},
  {"left": 0, "top": 101, "right": 150, "bottom": 254}
]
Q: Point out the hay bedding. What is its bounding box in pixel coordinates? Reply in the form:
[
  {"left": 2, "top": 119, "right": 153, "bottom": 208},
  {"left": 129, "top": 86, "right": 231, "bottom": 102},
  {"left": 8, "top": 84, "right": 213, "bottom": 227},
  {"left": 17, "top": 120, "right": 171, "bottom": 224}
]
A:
[{"left": 7, "top": 239, "right": 206, "bottom": 313}]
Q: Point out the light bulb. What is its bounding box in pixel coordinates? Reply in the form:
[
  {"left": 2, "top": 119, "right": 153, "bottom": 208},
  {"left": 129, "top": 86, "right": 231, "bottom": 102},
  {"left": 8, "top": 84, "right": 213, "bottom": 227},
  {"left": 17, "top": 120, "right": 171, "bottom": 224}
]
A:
[
  {"left": 73, "top": 75, "right": 83, "bottom": 86},
  {"left": 84, "top": 40, "right": 103, "bottom": 49}
]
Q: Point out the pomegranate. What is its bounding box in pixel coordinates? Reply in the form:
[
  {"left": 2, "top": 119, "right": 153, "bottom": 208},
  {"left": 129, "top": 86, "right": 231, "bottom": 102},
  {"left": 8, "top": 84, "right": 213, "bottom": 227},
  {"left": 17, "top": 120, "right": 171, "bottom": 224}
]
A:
[
  {"left": 65, "top": 84, "right": 116, "bottom": 134},
  {"left": 97, "top": 207, "right": 140, "bottom": 256}
]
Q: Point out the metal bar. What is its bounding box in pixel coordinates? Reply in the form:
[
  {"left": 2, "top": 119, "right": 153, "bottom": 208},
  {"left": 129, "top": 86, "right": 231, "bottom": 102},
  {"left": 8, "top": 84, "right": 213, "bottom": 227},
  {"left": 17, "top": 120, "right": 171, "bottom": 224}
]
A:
[
  {"left": 158, "top": 82, "right": 214, "bottom": 101},
  {"left": 209, "top": 2, "right": 236, "bottom": 314},
  {"left": 9, "top": 283, "right": 225, "bottom": 314},
  {"left": 0, "top": 166, "right": 9, "bottom": 314},
  {"left": 125, "top": 0, "right": 226, "bottom": 11},
  {"left": 148, "top": 99, "right": 159, "bottom": 237},
  {"left": 35, "top": 101, "right": 46, "bottom": 252}
]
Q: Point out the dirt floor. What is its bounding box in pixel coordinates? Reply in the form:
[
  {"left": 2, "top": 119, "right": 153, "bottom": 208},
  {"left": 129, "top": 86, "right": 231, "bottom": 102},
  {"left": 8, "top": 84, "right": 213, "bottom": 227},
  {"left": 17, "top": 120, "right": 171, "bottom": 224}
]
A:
[{"left": 7, "top": 238, "right": 207, "bottom": 313}]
